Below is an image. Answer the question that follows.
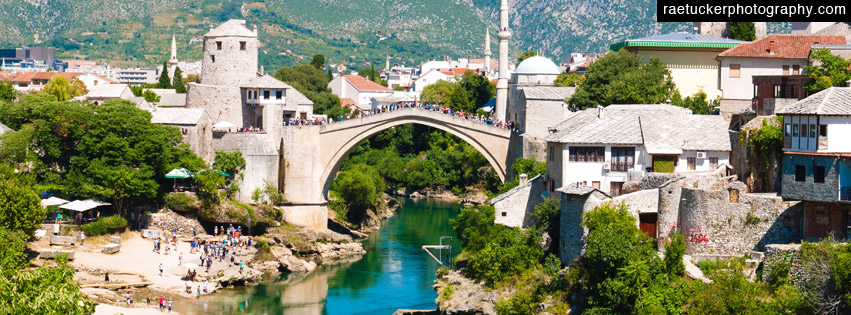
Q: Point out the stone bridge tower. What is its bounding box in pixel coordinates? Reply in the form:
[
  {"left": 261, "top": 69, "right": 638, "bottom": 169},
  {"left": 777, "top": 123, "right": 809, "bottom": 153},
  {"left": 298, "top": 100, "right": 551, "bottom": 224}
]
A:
[{"left": 200, "top": 19, "right": 259, "bottom": 87}]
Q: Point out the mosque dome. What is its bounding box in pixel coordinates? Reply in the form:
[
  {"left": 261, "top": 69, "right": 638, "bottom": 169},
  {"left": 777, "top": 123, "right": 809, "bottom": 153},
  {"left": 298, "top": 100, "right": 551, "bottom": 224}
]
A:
[{"left": 514, "top": 56, "right": 561, "bottom": 75}]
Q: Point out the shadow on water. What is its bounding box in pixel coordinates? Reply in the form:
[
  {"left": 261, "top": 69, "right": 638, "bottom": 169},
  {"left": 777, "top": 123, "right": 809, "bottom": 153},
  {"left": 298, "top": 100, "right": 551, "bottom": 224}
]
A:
[{"left": 173, "top": 197, "right": 462, "bottom": 315}]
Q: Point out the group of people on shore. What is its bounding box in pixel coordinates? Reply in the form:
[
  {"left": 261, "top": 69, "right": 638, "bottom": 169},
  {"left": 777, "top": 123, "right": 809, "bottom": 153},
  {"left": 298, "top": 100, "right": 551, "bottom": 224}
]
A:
[
  {"left": 279, "top": 101, "right": 517, "bottom": 131},
  {"left": 123, "top": 291, "right": 172, "bottom": 313}
]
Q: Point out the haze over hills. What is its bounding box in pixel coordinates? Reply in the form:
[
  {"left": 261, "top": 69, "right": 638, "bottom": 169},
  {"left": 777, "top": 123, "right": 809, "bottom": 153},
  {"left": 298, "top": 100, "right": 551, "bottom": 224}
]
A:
[{"left": 0, "top": 0, "right": 790, "bottom": 69}]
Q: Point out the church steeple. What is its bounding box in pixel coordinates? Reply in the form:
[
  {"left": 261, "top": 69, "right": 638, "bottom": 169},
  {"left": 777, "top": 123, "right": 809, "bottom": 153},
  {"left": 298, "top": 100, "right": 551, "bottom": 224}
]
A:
[{"left": 169, "top": 35, "right": 178, "bottom": 66}]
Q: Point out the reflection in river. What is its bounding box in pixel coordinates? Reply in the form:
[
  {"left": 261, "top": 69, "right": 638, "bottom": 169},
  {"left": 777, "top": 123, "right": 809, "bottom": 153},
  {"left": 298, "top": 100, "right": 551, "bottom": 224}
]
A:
[{"left": 174, "top": 197, "right": 461, "bottom": 314}]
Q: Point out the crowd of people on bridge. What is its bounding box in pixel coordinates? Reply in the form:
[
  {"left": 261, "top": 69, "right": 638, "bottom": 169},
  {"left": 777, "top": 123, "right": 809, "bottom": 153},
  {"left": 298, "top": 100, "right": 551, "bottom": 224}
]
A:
[{"left": 281, "top": 101, "right": 518, "bottom": 131}]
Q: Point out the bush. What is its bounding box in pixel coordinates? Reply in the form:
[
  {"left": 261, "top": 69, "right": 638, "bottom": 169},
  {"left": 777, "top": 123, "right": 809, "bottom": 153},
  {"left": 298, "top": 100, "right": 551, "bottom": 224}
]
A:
[
  {"left": 78, "top": 215, "right": 127, "bottom": 236},
  {"left": 164, "top": 193, "right": 200, "bottom": 212},
  {"left": 664, "top": 230, "right": 686, "bottom": 277}
]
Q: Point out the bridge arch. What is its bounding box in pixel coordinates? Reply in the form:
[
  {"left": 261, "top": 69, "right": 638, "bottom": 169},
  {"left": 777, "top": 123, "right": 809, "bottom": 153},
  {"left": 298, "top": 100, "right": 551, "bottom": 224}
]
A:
[{"left": 316, "top": 108, "right": 514, "bottom": 199}]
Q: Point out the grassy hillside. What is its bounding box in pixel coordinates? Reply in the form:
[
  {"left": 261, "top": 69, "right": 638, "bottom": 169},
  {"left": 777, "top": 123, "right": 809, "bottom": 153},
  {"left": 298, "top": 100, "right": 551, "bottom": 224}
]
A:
[{"left": 0, "top": 0, "right": 791, "bottom": 70}]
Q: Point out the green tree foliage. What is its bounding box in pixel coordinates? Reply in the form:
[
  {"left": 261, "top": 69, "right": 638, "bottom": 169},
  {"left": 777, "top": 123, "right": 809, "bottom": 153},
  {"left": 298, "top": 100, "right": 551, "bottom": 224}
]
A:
[
  {"left": 531, "top": 196, "right": 560, "bottom": 254},
  {"left": 214, "top": 150, "right": 246, "bottom": 177},
  {"left": 421, "top": 73, "right": 494, "bottom": 112},
  {"left": 78, "top": 215, "right": 128, "bottom": 236},
  {"left": 196, "top": 168, "right": 226, "bottom": 207},
  {"left": 173, "top": 66, "right": 186, "bottom": 93},
  {"left": 493, "top": 156, "right": 547, "bottom": 195},
  {"left": 129, "top": 86, "right": 161, "bottom": 102},
  {"left": 804, "top": 48, "right": 851, "bottom": 94},
  {"left": 554, "top": 73, "right": 586, "bottom": 87},
  {"left": 516, "top": 50, "right": 537, "bottom": 66},
  {"left": 447, "top": 83, "right": 472, "bottom": 112},
  {"left": 729, "top": 22, "right": 757, "bottom": 41},
  {"left": 159, "top": 60, "right": 171, "bottom": 88},
  {"left": 0, "top": 180, "right": 44, "bottom": 236},
  {"left": 326, "top": 68, "right": 333, "bottom": 81},
  {"left": 742, "top": 117, "right": 784, "bottom": 169},
  {"left": 459, "top": 71, "right": 496, "bottom": 110},
  {"left": 568, "top": 49, "right": 676, "bottom": 110},
  {"left": 664, "top": 230, "right": 686, "bottom": 277},
  {"left": 274, "top": 64, "right": 348, "bottom": 118},
  {"left": 70, "top": 78, "right": 88, "bottom": 96},
  {"left": 0, "top": 229, "right": 27, "bottom": 276},
  {"left": 310, "top": 54, "right": 325, "bottom": 69},
  {"left": 358, "top": 65, "right": 383, "bottom": 84},
  {"left": 330, "top": 163, "right": 385, "bottom": 223},
  {"left": 421, "top": 80, "right": 456, "bottom": 105},
  {"left": 0, "top": 80, "right": 16, "bottom": 102},
  {"left": 43, "top": 75, "right": 81, "bottom": 101},
  {"left": 672, "top": 90, "right": 719, "bottom": 115}
]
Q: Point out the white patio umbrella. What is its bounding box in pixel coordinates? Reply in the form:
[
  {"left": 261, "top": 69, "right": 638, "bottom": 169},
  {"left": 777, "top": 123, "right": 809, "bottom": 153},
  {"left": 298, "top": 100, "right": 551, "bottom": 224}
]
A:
[
  {"left": 213, "top": 121, "right": 236, "bottom": 129},
  {"left": 41, "top": 196, "right": 69, "bottom": 207},
  {"left": 59, "top": 200, "right": 98, "bottom": 212}
]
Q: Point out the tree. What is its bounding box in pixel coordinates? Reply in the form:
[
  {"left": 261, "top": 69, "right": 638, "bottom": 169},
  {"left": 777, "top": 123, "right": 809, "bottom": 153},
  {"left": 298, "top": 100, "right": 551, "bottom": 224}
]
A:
[
  {"left": 729, "top": 22, "right": 756, "bottom": 41},
  {"left": 196, "top": 168, "right": 225, "bottom": 206},
  {"left": 553, "top": 73, "right": 585, "bottom": 87},
  {"left": 173, "top": 66, "right": 186, "bottom": 93},
  {"left": 458, "top": 71, "right": 496, "bottom": 110},
  {"left": 672, "top": 90, "right": 718, "bottom": 115},
  {"left": 447, "top": 84, "right": 472, "bottom": 112},
  {"left": 0, "top": 80, "right": 15, "bottom": 102},
  {"left": 331, "top": 163, "right": 385, "bottom": 222},
  {"left": 0, "top": 180, "right": 44, "bottom": 236},
  {"left": 214, "top": 150, "right": 246, "bottom": 177},
  {"left": 326, "top": 68, "right": 333, "bottom": 81},
  {"left": 274, "top": 64, "right": 346, "bottom": 117},
  {"left": 516, "top": 50, "right": 537, "bottom": 66},
  {"left": 159, "top": 60, "right": 171, "bottom": 88},
  {"left": 70, "top": 78, "right": 88, "bottom": 97},
  {"left": 43, "top": 76, "right": 75, "bottom": 101},
  {"left": 804, "top": 48, "right": 851, "bottom": 94},
  {"left": 568, "top": 49, "right": 675, "bottom": 110},
  {"left": 420, "top": 80, "right": 456, "bottom": 105},
  {"left": 310, "top": 54, "right": 326, "bottom": 69},
  {"left": 664, "top": 230, "right": 686, "bottom": 277}
]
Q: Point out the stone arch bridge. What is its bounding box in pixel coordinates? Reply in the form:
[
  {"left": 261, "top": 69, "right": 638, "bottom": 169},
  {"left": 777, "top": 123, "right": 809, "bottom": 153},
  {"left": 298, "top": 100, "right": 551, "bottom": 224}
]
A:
[{"left": 273, "top": 107, "right": 519, "bottom": 229}]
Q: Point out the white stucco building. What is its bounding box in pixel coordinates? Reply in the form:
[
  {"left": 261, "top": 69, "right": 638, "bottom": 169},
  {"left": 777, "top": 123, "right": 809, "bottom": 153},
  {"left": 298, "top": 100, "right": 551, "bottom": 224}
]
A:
[
  {"left": 328, "top": 74, "right": 393, "bottom": 111},
  {"left": 411, "top": 70, "right": 455, "bottom": 92},
  {"left": 544, "top": 105, "right": 732, "bottom": 196}
]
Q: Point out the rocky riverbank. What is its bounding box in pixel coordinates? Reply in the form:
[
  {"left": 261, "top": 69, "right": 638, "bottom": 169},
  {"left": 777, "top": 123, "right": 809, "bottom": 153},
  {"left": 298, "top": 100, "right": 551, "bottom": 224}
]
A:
[
  {"left": 396, "top": 187, "right": 488, "bottom": 207},
  {"left": 434, "top": 269, "right": 504, "bottom": 315}
]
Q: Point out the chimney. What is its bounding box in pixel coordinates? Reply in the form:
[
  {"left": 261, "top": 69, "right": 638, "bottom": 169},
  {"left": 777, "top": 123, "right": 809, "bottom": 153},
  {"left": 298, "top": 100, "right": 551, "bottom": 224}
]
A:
[
  {"left": 769, "top": 40, "right": 776, "bottom": 54},
  {"left": 152, "top": 103, "right": 157, "bottom": 112},
  {"left": 847, "top": 79, "right": 851, "bottom": 87},
  {"left": 519, "top": 174, "right": 528, "bottom": 186},
  {"left": 253, "top": 25, "right": 258, "bottom": 36},
  {"left": 260, "top": 65, "right": 264, "bottom": 75},
  {"left": 597, "top": 105, "right": 605, "bottom": 119}
]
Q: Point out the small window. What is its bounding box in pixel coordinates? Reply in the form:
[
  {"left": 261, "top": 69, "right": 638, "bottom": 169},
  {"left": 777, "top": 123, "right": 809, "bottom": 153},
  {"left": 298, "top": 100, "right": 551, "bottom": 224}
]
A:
[
  {"left": 793, "top": 124, "right": 799, "bottom": 137},
  {"left": 548, "top": 148, "right": 554, "bottom": 162},
  {"left": 785, "top": 123, "right": 791, "bottom": 136},
  {"left": 814, "top": 166, "right": 826, "bottom": 183},
  {"left": 791, "top": 84, "right": 799, "bottom": 98},
  {"left": 592, "top": 181, "right": 600, "bottom": 189},
  {"left": 687, "top": 157, "right": 696, "bottom": 170},
  {"left": 276, "top": 90, "right": 282, "bottom": 100},
  {"left": 240, "top": 41, "right": 246, "bottom": 51},
  {"left": 263, "top": 90, "right": 270, "bottom": 99},
  {"left": 810, "top": 124, "right": 817, "bottom": 138},
  {"left": 754, "top": 85, "right": 760, "bottom": 97},
  {"left": 729, "top": 189, "right": 739, "bottom": 203},
  {"left": 730, "top": 64, "right": 741, "bottom": 78},
  {"left": 820, "top": 125, "right": 828, "bottom": 137},
  {"left": 216, "top": 41, "right": 222, "bottom": 50},
  {"left": 795, "top": 165, "right": 806, "bottom": 182},
  {"left": 501, "top": 212, "right": 507, "bottom": 217},
  {"left": 801, "top": 124, "right": 808, "bottom": 138},
  {"left": 610, "top": 182, "right": 624, "bottom": 196},
  {"left": 211, "top": 55, "right": 215, "bottom": 63},
  {"left": 710, "top": 157, "right": 719, "bottom": 169},
  {"left": 774, "top": 85, "right": 781, "bottom": 97},
  {"left": 783, "top": 65, "right": 790, "bottom": 75},
  {"left": 793, "top": 65, "right": 800, "bottom": 75}
]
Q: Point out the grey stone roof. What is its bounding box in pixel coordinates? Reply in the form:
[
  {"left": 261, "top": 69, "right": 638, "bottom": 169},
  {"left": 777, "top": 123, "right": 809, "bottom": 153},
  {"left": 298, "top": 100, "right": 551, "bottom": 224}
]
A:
[
  {"left": 149, "top": 88, "right": 177, "bottom": 96},
  {"left": 242, "top": 75, "right": 291, "bottom": 89},
  {"left": 0, "top": 122, "right": 11, "bottom": 135},
  {"left": 490, "top": 175, "right": 544, "bottom": 205},
  {"left": 557, "top": 184, "right": 609, "bottom": 197},
  {"left": 156, "top": 93, "right": 187, "bottom": 107},
  {"left": 629, "top": 32, "right": 745, "bottom": 43},
  {"left": 776, "top": 87, "right": 851, "bottom": 116},
  {"left": 85, "top": 84, "right": 130, "bottom": 98},
  {"left": 287, "top": 88, "right": 314, "bottom": 106},
  {"left": 522, "top": 87, "right": 576, "bottom": 100},
  {"left": 545, "top": 104, "right": 731, "bottom": 152},
  {"left": 205, "top": 19, "right": 256, "bottom": 38},
  {"left": 149, "top": 108, "right": 206, "bottom": 125}
]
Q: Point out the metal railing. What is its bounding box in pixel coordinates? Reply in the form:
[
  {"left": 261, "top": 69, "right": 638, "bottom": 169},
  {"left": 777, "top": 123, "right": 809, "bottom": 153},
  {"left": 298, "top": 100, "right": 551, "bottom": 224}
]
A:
[{"left": 610, "top": 162, "right": 631, "bottom": 172}]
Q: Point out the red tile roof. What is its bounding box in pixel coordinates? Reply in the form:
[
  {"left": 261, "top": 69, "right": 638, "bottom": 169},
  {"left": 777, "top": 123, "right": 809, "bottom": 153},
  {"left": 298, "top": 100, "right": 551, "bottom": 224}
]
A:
[
  {"left": 451, "top": 68, "right": 469, "bottom": 76},
  {"left": 717, "top": 34, "right": 846, "bottom": 59},
  {"left": 11, "top": 72, "right": 37, "bottom": 83},
  {"left": 342, "top": 74, "right": 390, "bottom": 91},
  {"left": 340, "top": 98, "right": 356, "bottom": 107},
  {"left": 31, "top": 72, "right": 82, "bottom": 81},
  {"left": 440, "top": 71, "right": 455, "bottom": 76}
]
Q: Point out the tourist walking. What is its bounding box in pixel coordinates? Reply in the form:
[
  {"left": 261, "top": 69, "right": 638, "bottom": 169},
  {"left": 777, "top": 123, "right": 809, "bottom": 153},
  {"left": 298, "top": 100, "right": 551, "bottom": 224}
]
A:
[
  {"left": 159, "top": 263, "right": 164, "bottom": 276},
  {"left": 168, "top": 297, "right": 172, "bottom": 312},
  {"left": 104, "top": 272, "right": 109, "bottom": 282},
  {"left": 80, "top": 231, "right": 85, "bottom": 245},
  {"left": 158, "top": 295, "right": 165, "bottom": 311}
]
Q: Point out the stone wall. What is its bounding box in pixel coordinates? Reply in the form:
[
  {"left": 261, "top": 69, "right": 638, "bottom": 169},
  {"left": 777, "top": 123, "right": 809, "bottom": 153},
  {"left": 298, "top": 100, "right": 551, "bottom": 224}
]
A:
[
  {"left": 493, "top": 175, "right": 546, "bottom": 227},
  {"left": 141, "top": 211, "right": 206, "bottom": 236},
  {"left": 781, "top": 154, "right": 840, "bottom": 202},
  {"left": 212, "top": 132, "right": 282, "bottom": 203},
  {"left": 678, "top": 183, "right": 802, "bottom": 255},
  {"left": 186, "top": 83, "right": 244, "bottom": 129},
  {"left": 559, "top": 190, "right": 608, "bottom": 265}
]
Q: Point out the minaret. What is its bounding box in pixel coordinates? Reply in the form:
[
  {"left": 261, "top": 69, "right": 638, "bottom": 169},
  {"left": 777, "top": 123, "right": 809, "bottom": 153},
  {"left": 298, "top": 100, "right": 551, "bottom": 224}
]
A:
[
  {"left": 483, "top": 29, "right": 492, "bottom": 74},
  {"left": 169, "top": 35, "right": 178, "bottom": 66},
  {"left": 495, "top": 0, "right": 511, "bottom": 122}
]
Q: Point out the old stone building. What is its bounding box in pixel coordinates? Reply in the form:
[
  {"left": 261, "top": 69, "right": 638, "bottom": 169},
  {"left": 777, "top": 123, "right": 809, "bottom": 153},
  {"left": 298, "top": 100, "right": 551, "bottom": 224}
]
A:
[
  {"left": 515, "top": 86, "right": 575, "bottom": 160},
  {"left": 491, "top": 174, "right": 546, "bottom": 227},
  {"left": 148, "top": 108, "right": 214, "bottom": 161}
]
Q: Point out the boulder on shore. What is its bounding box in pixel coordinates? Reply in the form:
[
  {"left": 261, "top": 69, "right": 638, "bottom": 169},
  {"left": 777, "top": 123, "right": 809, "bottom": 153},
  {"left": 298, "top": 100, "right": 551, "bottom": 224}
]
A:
[
  {"left": 50, "top": 235, "right": 76, "bottom": 246},
  {"left": 102, "top": 243, "right": 121, "bottom": 254}
]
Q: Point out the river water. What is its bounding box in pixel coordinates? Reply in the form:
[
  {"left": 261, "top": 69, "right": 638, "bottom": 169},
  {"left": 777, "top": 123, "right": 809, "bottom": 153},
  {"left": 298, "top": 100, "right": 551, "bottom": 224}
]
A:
[{"left": 175, "top": 197, "right": 461, "bottom": 314}]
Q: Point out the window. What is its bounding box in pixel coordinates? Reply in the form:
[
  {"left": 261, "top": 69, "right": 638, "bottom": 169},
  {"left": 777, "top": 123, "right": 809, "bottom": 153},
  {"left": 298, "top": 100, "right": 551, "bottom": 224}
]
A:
[
  {"left": 754, "top": 85, "right": 760, "bottom": 97},
  {"left": 240, "top": 41, "right": 246, "bottom": 51},
  {"left": 795, "top": 165, "right": 806, "bottom": 182},
  {"left": 785, "top": 123, "right": 791, "bottom": 136},
  {"left": 687, "top": 157, "right": 696, "bottom": 170},
  {"left": 263, "top": 90, "right": 270, "bottom": 99},
  {"left": 592, "top": 181, "right": 600, "bottom": 189},
  {"left": 730, "top": 189, "right": 739, "bottom": 203},
  {"left": 793, "top": 65, "right": 800, "bottom": 75},
  {"left": 730, "top": 64, "right": 741, "bottom": 78},
  {"left": 548, "top": 148, "right": 554, "bottom": 162},
  {"left": 611, "top": 147, "right": 635, "bottom": 171},
  {"left": 276, "top": 90, "right": 283, "bottom": 100},
  {"left": 783, "top": 65, "right": 790, "bottom": 75},
  {"left": 569, "top": 147, "right": 605, "bottom": 163},
  {"left": 710, "top": 157, "right": 718, "bottom": 170},
  {"left": 610, "top": 182, "right": 624, "bottom": 196},
  {"left": 814, "top": 166, "right": 826, "bottom": 183},
  {"left": 793, "top": 124, "right": 799, "bottom": 137},
  {"left": 216, "top": 41, "right": 222, "bottom": 50},
  {"left": 820, "top": 125, "right": 828, "bottom": 137},
  {"left": 791, "top": 84, "right": 799, "bottom": 98},
  {"left": 810, "top": 124, "right": 816, "bottom": 138},
  {"left": 774, "top": 85, "right": 781, "bottom": 97},
  {"left": 501, "top": 212, "right": 507, "bottom": 217},
  {"left": 801, "top": 124, "right": 808, "bottom": 138},
  {"left": 211, "top": 55, "right": 215, "bottom": 63}
]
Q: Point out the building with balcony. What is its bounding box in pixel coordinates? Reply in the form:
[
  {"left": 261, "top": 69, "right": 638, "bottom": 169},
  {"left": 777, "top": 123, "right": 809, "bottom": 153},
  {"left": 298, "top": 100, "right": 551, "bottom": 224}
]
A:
[
  {"left": 544, "top": 104, "right": 731, "bottom": 196},
  {"left": 777, "top": 87, "right": 851, "bottom": 240}
]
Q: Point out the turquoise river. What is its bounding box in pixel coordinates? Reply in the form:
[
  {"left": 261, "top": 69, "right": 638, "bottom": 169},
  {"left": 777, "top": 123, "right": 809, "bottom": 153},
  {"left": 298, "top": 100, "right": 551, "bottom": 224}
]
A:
[{"left": 175, "top": 197, "right": 461, "bottom": 314}]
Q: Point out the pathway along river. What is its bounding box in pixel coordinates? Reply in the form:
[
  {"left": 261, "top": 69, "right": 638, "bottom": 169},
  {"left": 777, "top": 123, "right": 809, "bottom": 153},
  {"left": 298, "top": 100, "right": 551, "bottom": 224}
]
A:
[{"left": 174, "top": 197, "right": 462, "bottom": 314}]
